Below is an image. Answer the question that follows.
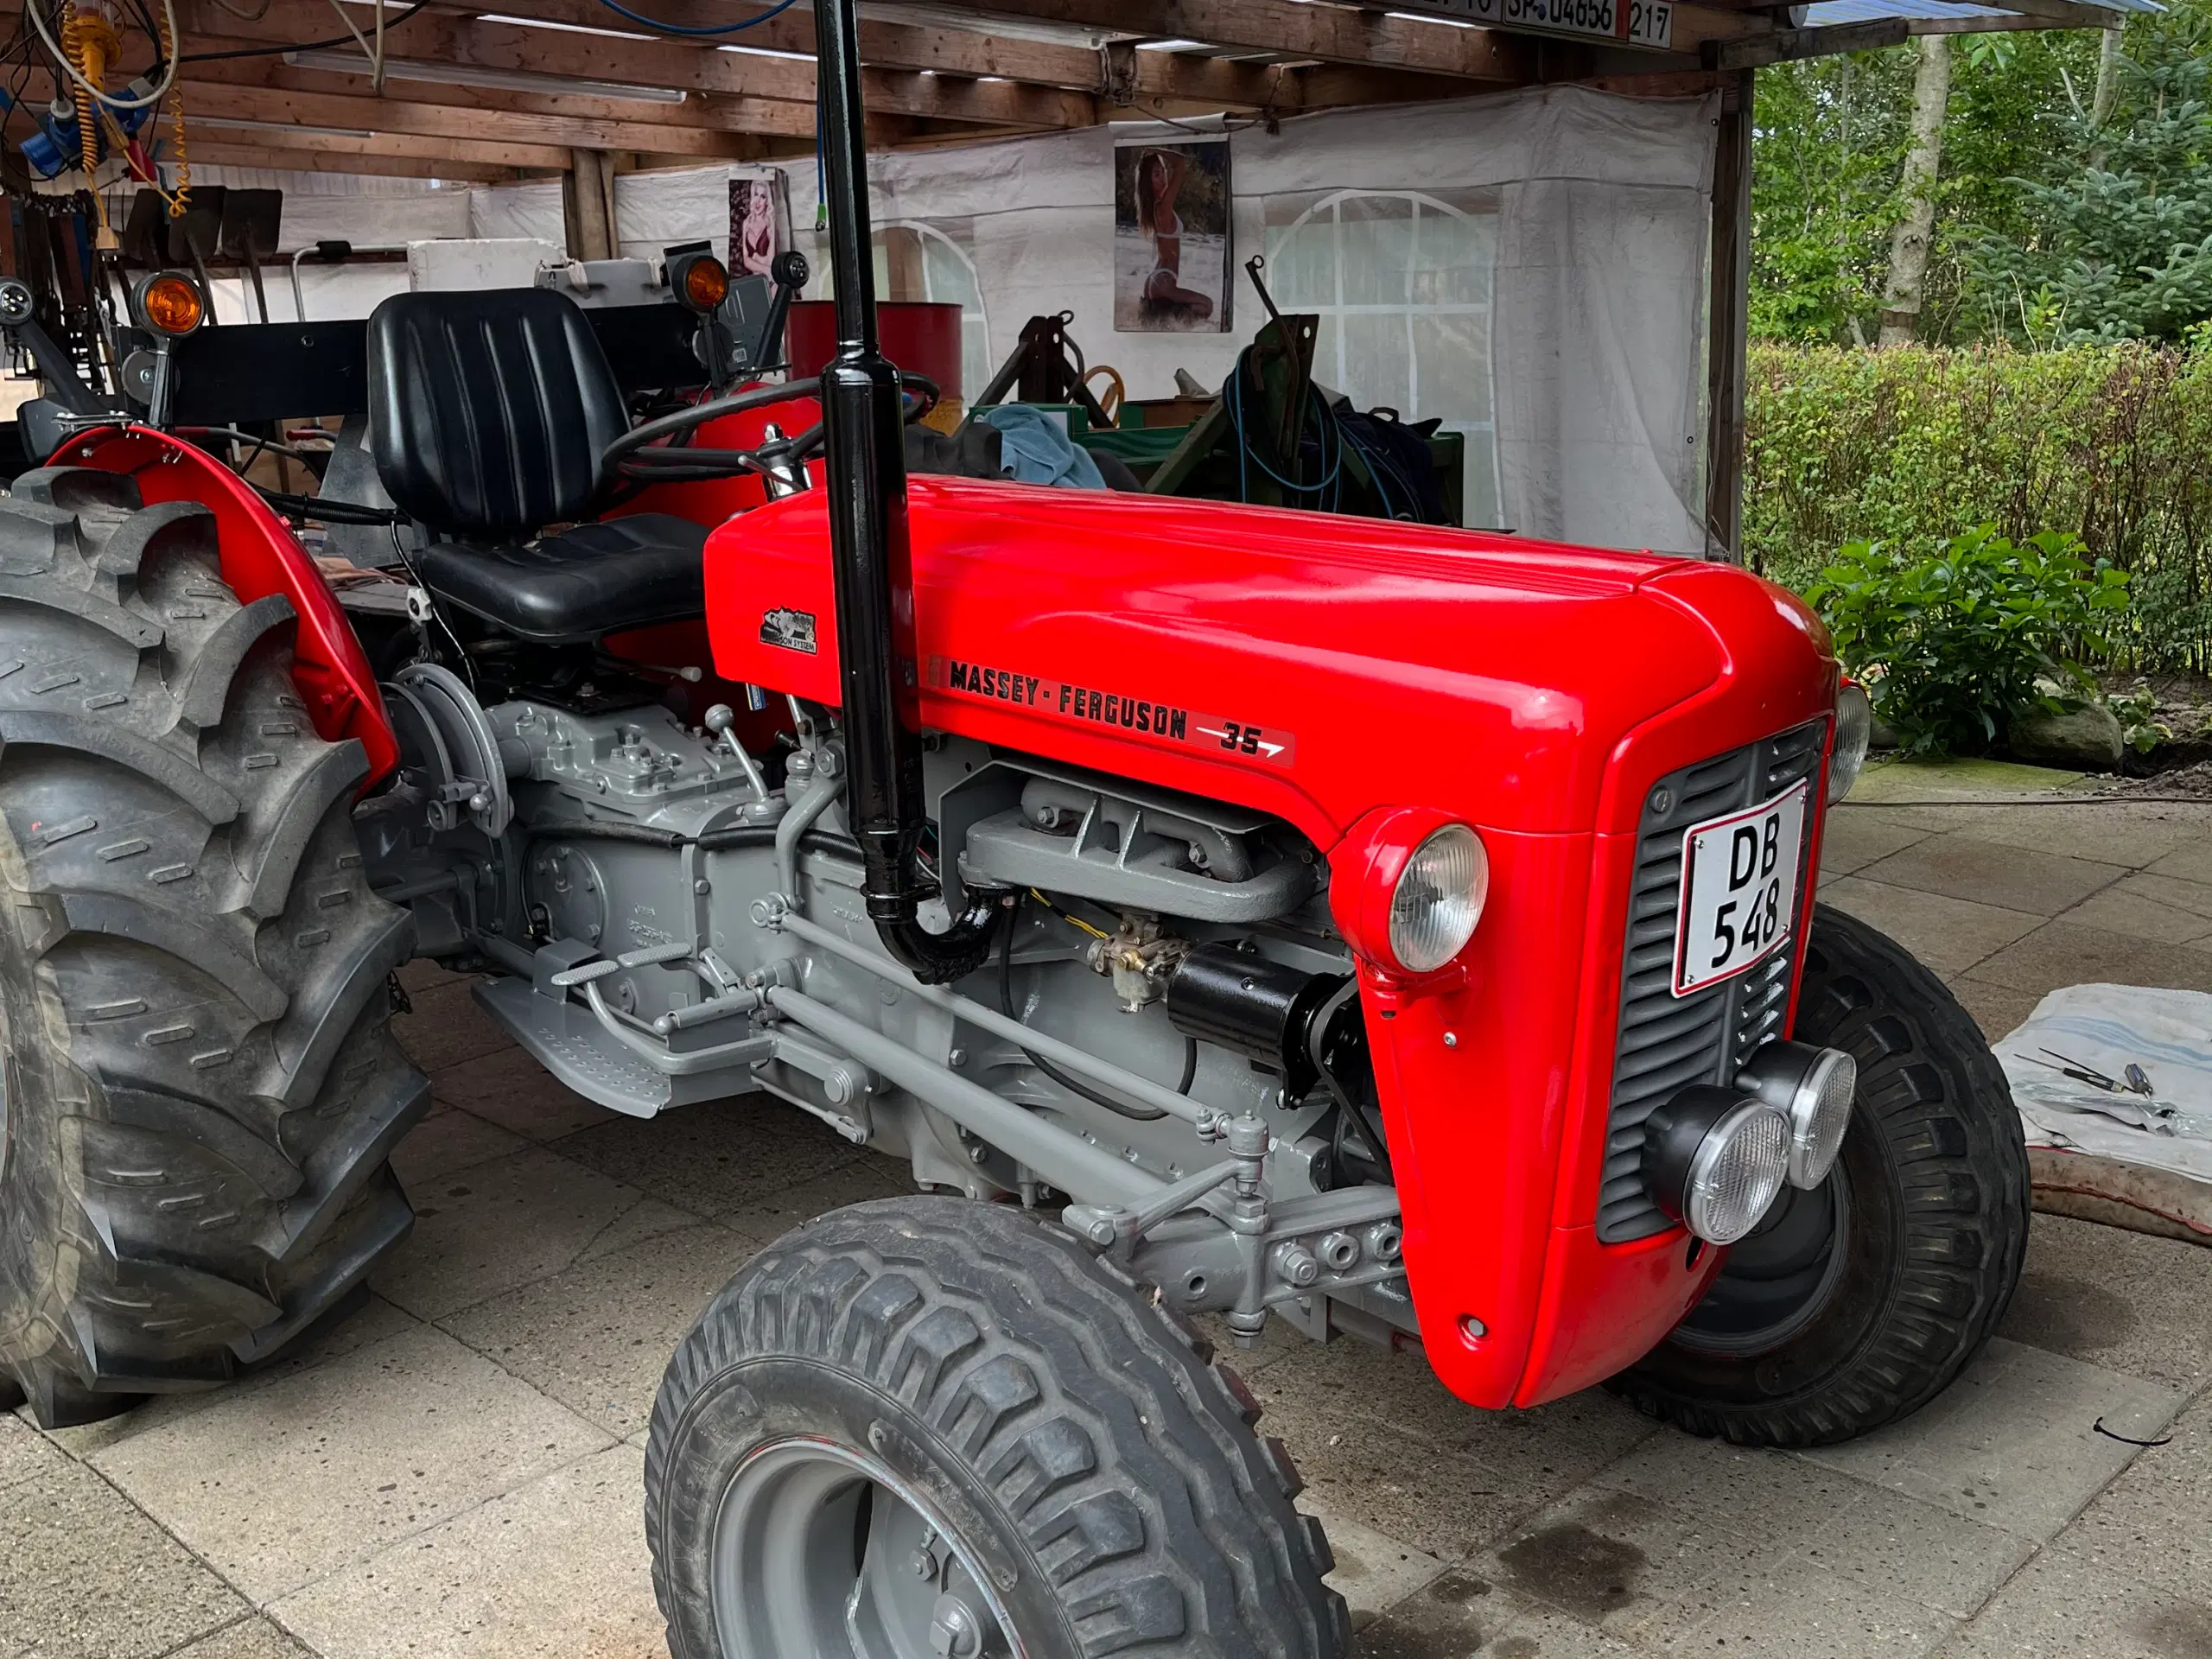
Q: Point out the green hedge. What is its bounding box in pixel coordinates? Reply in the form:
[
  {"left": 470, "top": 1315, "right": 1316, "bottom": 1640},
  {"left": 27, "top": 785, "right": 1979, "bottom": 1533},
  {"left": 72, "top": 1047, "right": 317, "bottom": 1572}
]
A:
[{"left": 1745, "top": 343, "right": 2212, "bottom": 671}]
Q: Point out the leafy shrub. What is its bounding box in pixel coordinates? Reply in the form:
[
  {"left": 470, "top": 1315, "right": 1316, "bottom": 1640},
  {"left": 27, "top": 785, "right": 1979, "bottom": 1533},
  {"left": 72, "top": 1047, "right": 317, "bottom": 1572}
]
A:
[
  {"left": 1809, "top": 526, "right": 2130, "bottom": 756},
  {"left": 1745, "top": 342, "right": 2212, "bottom": 671}
]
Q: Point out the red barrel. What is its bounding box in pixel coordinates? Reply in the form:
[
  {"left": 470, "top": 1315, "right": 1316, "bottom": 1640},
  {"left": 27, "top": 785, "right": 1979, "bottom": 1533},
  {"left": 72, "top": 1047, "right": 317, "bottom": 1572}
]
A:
[{"left": 785, "top": 300, "right": 963, "bottom": 398}]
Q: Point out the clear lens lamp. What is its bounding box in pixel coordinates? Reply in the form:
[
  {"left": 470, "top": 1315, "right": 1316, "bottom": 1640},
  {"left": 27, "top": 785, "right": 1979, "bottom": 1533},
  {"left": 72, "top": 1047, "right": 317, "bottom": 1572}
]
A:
[
  {"left": 1388, "top": 823, "right": 1489, "bottom": 974},
  {"left": 1642, "top": 1085, "right": 1792, "bottom": 1245},
  {"left": 1737, "top": 1039, "right": 1858, "bottom": 1190},
  {"left": 1830, "top": 682, "right": 1872, "bottom": 802}
]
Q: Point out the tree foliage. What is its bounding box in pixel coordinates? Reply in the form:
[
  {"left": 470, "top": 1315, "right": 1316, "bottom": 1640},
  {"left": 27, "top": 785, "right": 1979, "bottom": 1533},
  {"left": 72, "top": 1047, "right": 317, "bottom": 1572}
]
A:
[{"left": 1751, "top": 1, "right": 2212, "bottom": 346}]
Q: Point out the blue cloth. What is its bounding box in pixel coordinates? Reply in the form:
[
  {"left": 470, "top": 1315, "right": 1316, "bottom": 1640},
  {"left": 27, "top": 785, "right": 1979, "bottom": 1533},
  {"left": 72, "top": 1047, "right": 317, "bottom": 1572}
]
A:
[{"left": 978, "top": 404, "right": 1107, "bottom": 490}]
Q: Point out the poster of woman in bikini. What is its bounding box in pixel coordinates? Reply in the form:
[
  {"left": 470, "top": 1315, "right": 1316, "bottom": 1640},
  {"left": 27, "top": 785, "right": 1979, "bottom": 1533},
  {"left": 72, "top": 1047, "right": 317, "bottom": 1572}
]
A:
[{"left": 1114, "top": 137, "right": 1230, "bottom": 333}]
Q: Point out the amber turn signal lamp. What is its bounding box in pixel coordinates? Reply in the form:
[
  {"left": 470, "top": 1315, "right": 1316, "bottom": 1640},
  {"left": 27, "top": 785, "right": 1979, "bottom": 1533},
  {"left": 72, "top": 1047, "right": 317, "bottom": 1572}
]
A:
[
  {"left": 673, "top": 252, "right": 729, "bottom": 314},
  {"left": 134, "top": 271, "right": 206, "bottom": 337}
]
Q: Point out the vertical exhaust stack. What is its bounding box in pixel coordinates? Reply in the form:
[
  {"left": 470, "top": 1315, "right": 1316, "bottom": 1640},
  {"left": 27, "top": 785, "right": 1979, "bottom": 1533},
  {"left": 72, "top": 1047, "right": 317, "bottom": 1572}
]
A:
[{"left": 811, "top": 0, "right": 1000, "bottom": 985}]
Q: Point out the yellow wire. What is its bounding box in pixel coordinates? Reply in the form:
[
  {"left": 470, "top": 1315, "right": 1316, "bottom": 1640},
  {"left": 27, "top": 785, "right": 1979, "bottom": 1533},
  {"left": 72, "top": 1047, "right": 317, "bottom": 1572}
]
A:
[
  {"left": 159, "top": 0, "right": 187, "bottom": 216},
  {"left": 60, "top": 4, "right": 107, "bottom": 232},
  {"left": 1031, "top": 889, "right": 1109, "bottom": 940}
]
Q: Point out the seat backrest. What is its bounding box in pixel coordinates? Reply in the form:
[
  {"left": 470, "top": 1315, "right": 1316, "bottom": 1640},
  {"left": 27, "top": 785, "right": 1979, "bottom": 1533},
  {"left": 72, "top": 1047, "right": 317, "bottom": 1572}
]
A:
[{"left": 367, "top": 287, "right": 628, "bottom": 539}]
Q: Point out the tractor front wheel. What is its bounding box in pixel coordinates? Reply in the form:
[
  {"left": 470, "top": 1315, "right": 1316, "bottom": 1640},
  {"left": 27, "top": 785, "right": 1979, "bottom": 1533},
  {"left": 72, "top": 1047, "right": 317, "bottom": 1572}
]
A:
[
  {"left": 1611, "top": 903, "right": 2030, "bottom": 1446},
  {"left": 645, "top": 1195, "right": 1349, "bottom": 1659}
]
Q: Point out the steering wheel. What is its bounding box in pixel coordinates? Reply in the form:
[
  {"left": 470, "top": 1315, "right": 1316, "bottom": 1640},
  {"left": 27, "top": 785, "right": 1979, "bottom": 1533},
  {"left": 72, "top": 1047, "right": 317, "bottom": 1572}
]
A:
[{"left": 597, "top": 372, "right": 940, "bottom": 492}]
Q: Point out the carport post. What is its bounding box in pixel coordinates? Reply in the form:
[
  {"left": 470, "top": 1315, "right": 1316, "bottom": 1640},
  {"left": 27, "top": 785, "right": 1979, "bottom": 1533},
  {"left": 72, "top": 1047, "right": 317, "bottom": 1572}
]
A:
[{"left": 1704, "top": 68, "right": 1752, "bottom": 563}]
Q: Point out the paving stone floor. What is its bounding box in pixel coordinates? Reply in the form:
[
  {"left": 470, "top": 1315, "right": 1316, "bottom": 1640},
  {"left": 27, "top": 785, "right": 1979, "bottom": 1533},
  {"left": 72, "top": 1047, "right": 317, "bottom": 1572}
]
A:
[{"left": 10, "top": 760, "right": 2212, "bottom": 1658}]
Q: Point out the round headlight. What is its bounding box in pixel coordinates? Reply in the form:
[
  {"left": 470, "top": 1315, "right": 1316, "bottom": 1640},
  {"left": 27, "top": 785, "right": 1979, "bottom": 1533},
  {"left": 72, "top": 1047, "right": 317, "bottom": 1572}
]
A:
[
  {"left": 1736, "top": 1039, "right": 1858, "bottom": 1190},
  {"left": 1829, "top": 681, "right": 1872, "bottom": 802},
  {"left": 1643, "top": 1084, "right": 1790, "bottom": 1245},
  {"left": 1685, "top": 1099, "right": 1791, "bottom": 1244},
  {"left": 1388, "top": 823, "right": 1488, "bottom": 974}
]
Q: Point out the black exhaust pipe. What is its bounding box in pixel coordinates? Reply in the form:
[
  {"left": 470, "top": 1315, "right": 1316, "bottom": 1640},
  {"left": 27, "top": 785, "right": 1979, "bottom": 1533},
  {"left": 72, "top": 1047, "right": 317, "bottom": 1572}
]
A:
[{"left": 812, "top": 0, "right": 1000, "bottom": 985}]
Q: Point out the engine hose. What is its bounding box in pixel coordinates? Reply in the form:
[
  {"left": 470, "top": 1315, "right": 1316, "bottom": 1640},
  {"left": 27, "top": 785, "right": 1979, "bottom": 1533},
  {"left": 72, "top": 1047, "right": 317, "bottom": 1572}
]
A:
[{"left": 995, "top": 902, "right": 1193, "bottom": 1122}]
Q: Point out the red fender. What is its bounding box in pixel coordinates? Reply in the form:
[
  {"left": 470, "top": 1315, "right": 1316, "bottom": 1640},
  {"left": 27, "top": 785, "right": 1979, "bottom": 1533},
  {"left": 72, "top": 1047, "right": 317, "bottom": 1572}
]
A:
[{"left": 59, "top": 425, "right": 399, "bottom": 784}]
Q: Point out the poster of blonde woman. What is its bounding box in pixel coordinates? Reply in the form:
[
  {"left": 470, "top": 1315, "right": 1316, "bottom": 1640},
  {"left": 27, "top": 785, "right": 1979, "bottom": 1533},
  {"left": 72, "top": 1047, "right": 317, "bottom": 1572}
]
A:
[{"left": 1114, "top": 137, "right": 1231, "bottom": 333}]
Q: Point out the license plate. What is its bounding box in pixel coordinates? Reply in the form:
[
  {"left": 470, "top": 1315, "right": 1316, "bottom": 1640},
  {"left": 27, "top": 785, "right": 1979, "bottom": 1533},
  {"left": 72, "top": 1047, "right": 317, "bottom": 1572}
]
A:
[{"left": 1673, "top": 782, "right": 1808, "bottom": 997}]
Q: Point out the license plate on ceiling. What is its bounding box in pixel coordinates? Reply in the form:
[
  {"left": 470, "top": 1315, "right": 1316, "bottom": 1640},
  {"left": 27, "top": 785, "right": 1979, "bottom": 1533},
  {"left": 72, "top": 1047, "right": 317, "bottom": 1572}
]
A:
[{"left": 1673, "top": 782, "right": 1808, "bottom": 998}]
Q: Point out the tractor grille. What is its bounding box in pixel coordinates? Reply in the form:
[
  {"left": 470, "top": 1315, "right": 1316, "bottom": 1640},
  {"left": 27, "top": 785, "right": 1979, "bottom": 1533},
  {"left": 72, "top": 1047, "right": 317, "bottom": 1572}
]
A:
[{"left": 1596, "top": 718, "right": 1828, "bottom": 1243}]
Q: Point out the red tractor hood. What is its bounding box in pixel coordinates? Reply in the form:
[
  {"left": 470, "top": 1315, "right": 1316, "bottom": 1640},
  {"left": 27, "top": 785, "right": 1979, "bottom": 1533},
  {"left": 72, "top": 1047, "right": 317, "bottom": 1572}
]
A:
[{"left": 706, "top": 476, "right": 1834, "bottom": 842}]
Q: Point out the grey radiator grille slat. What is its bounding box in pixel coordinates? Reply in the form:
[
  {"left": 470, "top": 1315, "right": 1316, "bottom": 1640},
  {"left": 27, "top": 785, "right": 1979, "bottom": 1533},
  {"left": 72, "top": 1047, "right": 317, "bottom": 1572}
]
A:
[{"left": 1596, "top": 718, "right": 1829, "bottom": 1243}]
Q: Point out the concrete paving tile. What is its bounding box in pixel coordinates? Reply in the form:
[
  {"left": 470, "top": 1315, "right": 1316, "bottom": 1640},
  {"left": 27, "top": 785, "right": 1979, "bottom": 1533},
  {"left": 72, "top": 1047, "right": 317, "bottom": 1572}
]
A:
[
  {"left": 390, "top": 1108, "right": 531, "bottom": 1188},
  {"left": 1819, "top": 879, "right": 2044, "bottom": 977},
  {"left": 1999, "top": 1212, "right": 2212, "bottom": 1390},
  {"left": 272, "top": 1444, "right": 661, "bottom": 1659},
  {"left": 2058, "top": 1389, "right": 2212, "bottom": 1611},
  {"left": 1798, "top": 1338, "right": 2183, "bottom": 1541},
  {"left": 554, "top": 1091, "right": 863, "bottom": 1219},
  {"left": 1940, "top": 1541, "right": 2212, "bottom": 1659},
  {"left": 1944, "top": 975, "right": 2045, "bottom": 1044},
  {"left": 0, "top": 1408, "right": 66, "bottom": 1491},
  {"left": 1586, "top": 1431, "right": 2026, "bottom": 1618},
  {"left": 2057, "top": 872, "right": 2212, "bottom": 947},
  {"left": 1472, "top": 1483, "right": 1796, "bottom": 1649},
  {"left": 391, "top": 977, "right": 515, "bottom": 1074},
  {"left": 0, "top": 1458, "right": 248, "bottom": 1659},
  {"left": 1820, "top": 810, "right": 1936, "bottom": 879},
  {"left": 428, "top": 1048, "right": 620, "bottom": 1141},
  {"left": 1247, "top": 1337, "right": 1656, "bottom": 1496},
  {"left": 165, "top": 1618, "right": 316, "bottom": 1657},
  {"left": 437, "top": 1220, "right": 760, "bottom": 1438},
  {"left": 1967, "top": 921, "right": 2212, "bottom": 997},
  {"left": 1665, "top": 1560, "right": 1959, "bottom": 1658},
  {"left": 1253, "top": 1394, "right": 1535, "bottom": 1559},
  {"left": 372, "top": 1144, "right": 697, "bottom": 1322},
  {"left": 715, "top": 1153, "right": 911, "bottom": 1243},
  {"left": 397, "top": 958, "right": 471, "bottom": 994},
  {"left": 1300, "top": 1499, "right": 1448, "bottom": 1631},
  {"left": 1946, "top": 803, "right": 2211, "bottom": 871},
  {"left": 87, "top": 1323, "right": 612, "bottom": 1604},
  {"left": 1359, "top": 1567, "right": 1641, "bottom": 1657},
  {"left": 2143, "top": 831, "right": 2212, "bottom": 887},
  {"left": 40, "top": 1295, "right": 423, "bottom": 1462},
  {"left": 1855, "top": 836, "right": 2126, "bottom": 917}
]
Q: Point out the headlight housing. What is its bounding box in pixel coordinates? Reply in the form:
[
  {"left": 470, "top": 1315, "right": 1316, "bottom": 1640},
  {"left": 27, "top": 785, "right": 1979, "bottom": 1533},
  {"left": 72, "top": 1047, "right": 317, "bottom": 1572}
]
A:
[
  {"left": 1388, "top": 823, "right": 1489, "bottom": 974},
  {"left": 1643, "top": 1084, "right": 1791, "bottom": 1245},
  {"left": 1738, "top": 1039, "right": 1857, "bottom": 1190},
  {"left": 1829, "top": 681, "right": 1872, "bottom": 802}
]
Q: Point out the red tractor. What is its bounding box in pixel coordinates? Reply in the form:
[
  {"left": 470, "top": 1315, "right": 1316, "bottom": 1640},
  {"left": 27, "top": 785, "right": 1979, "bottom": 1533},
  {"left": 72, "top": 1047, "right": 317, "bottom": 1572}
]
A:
[{"left": 0, "top": 6, "right": 2025, "bottom": 1654}]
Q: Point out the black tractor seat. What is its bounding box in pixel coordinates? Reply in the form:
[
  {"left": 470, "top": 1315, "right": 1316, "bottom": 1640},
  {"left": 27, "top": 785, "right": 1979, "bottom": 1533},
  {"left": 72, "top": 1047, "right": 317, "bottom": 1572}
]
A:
[
  {"left": 366, "top": 286, "right": 709, "bottom": 644},
  {"left": 413, "top": 515, "right": 708, "bottom": 644}
]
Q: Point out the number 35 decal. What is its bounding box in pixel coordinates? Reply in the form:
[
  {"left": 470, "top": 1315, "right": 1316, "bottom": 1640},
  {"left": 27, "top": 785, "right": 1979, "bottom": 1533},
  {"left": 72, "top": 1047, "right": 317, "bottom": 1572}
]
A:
[{"left": 1192, "top": 713, "right": 1298, "bottom": 766}]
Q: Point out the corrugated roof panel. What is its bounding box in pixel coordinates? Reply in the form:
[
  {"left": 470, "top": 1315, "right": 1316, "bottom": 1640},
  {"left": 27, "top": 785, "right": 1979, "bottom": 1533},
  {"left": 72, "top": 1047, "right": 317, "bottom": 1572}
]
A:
[{"left": 1804, "top": 0, "right": 2160, "bottom": 21}]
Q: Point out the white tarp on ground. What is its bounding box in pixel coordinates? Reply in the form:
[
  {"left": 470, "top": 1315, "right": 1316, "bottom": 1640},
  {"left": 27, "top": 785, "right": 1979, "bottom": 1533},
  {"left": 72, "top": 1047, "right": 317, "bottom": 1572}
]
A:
[{"left": 2000, "top": 984, "right": 2212, "bottom": 1242}]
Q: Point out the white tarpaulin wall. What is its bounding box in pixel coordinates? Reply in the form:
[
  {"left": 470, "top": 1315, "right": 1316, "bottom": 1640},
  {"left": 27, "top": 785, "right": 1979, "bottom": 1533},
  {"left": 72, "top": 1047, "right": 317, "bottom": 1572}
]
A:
[
  {"left": 188, "top": 86, "right": 1717, "bottom": 553},
  {"left": 552, "top": 86, "right": 1718, "bottom": 555}
]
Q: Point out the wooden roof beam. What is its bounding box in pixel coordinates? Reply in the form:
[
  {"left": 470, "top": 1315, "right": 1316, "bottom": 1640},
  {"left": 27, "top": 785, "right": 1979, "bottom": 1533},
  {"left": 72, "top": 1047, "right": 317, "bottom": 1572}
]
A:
[
  {"left": 175, "top": 0, "right": 1099, "bottom": 128},
  {"left": 377, "top": 0, "right": 1496, "bottom": 108}
]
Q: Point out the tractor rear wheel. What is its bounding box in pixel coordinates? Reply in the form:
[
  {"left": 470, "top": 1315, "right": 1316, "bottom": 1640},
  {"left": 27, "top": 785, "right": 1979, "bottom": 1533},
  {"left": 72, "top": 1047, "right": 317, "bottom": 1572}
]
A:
[
  {"left": 645, "top": 1195, "right": 1350, "bottom": 1659},
  {"left": 1611, "top": 903, "right": 2030, "bottom": 1446},
  {"left": 0, "top": 467, "right": 429, "bottom": 1427}
]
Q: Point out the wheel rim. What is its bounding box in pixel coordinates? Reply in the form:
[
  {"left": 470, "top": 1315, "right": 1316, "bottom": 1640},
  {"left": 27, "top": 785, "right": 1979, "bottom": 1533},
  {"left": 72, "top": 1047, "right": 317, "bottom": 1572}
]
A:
[
  {"left": 709, "top": 1435, "right": 1023, "bottom": 1659},
  {"left": 1669, "top": 1160, "right": 1854, "bottom": 1357}
]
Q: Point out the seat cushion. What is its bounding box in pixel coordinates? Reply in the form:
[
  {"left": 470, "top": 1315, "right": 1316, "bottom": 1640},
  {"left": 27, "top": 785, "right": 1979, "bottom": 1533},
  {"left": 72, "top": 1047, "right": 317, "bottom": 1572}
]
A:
[
  {"left": 368, "top": 287, "right": 629, "bottom": 539},
  {"left": 416, "top": 514, "right": 708, "bottom": 643}
]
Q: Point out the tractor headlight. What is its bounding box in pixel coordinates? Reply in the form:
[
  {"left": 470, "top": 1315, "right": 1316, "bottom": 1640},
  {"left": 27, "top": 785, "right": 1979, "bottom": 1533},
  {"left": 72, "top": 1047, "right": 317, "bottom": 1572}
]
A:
[
  {"left": 1643, "top": 1084, "right": 1790, "bottom": 1245},
  {"left": 1737, "top": 1039, "right": 1857, "bottom": 1190},
  {"left": 1830, "top": 681, "right": 1872, "bottom": 803},
  {"left": 1389, "top": 823, "right": 1488, "bottom": 974}
]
